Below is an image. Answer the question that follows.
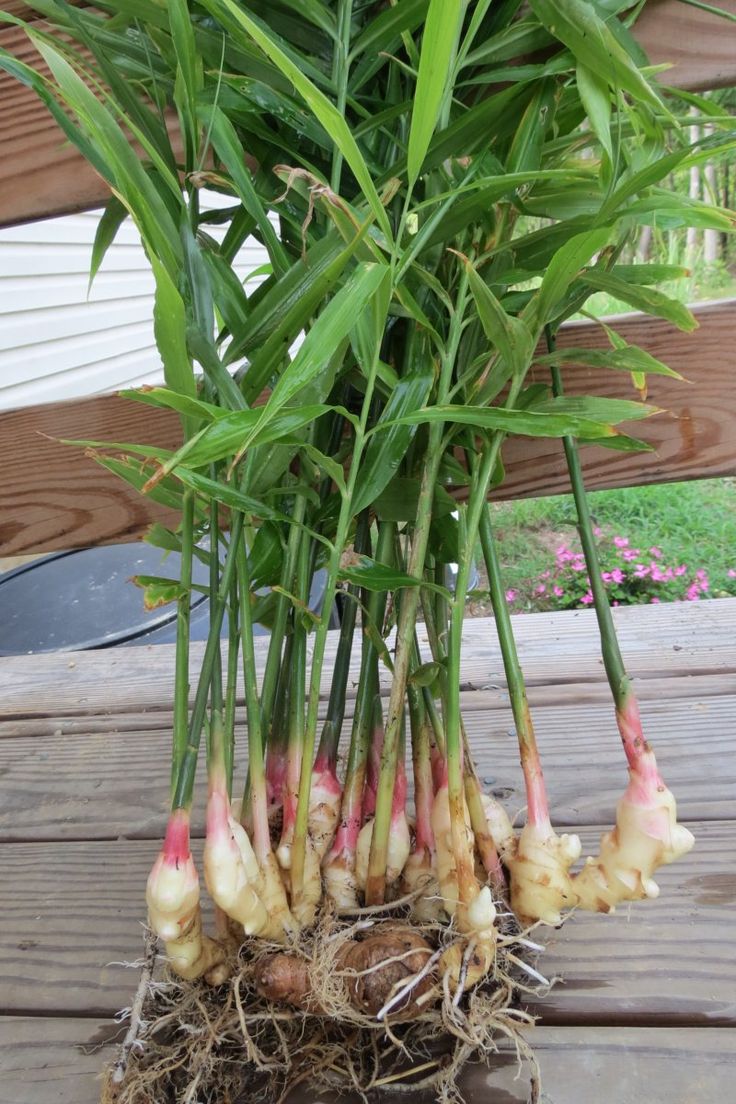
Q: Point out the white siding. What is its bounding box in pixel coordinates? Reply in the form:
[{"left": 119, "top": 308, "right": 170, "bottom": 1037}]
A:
[{"left": 0, "top": 194, "right": 270, "bottom": 411}]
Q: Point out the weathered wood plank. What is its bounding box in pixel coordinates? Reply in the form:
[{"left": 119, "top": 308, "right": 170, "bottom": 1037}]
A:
[
  {"left": 1, "top": 2, "right": 734, "bottom": 228},
  {"left": 3, "top": 670, "right": 733, "bottom": 739},
  {"left": 1, "top": 1020, "right": 734, "bottom": 1104},
  {"left": 0, "top": 25, "right": 106, "bottom": 228},
  {"left": 3, "top": 300, "right": 735, "bottom": 554},
  {"left": 0, "top": 600, "right": 732, "bottom": 720},
  {"left": 0, "top": 824, "right": 732, "bottom": 1020},
  {"left": 0, "top": 394, "right": 181, "bottom": 555},
  {"left": 0, "top": 685, "right": 730, "bottom": 840},
  {"left": 635, "top": 0, "right": 736, "bottom": 91},
  {"left": 494, "top": 300, "right": 736, "bottom": 501},
  {"left": 0, "top": 1021, "right": 730, "bottom": 1104}
]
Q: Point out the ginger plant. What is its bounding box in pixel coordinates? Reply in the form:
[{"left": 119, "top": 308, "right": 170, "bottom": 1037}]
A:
[{"left": 5, "top": 1, "right": 732, "bottom": 1101}]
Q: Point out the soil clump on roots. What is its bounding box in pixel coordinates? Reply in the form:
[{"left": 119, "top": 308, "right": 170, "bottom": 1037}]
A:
[{"left": 102, "top": 905, "right": 541, "bottom": 1104}]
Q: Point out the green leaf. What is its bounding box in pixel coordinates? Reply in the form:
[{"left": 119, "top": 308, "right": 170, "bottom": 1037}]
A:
[
  {"left": 386, "top": 404, "right": 620, "bottom": 440},
  {"left": 338, "top": 555, "right": 450, "bottom": 597},
  {"left": 248, "top": 521, "right": 284, "bottom": 588},
  {"left": 229, "top": 231, "right": 369, "bottom": 393},
  {"left": 530, "top": 395, "right": 659, "bottom": 423},
  {"left": 352, "top": 365, "right": 434, "bottom": 516},
  {"left": 235, "top": 263, "right": 388, "bottom": 460},
  {"left": 157, "top": 404, "right": 333, "bottom": 474},
  {"left": 407, "top": 0, "right": 464, "bottom": 184},
  {"left": 374, "top": 478, "right": 457, "bottom": 523},
  {"left": 409, "top": 661, "right": 443, "bottom": 688},
  {"left": 535, "top": 344, "right": 684, "bottom": 380},
  {"left": 581, "top": 271, "right": 698, "bottom": 332},
  {"left": 462, "top": 258, "right": 534, "bottom": 377},
  {"left": 202, "top": 105, "right": 288, "bottom": 275},
  {"left": 529, "top": 0, "right": 670, "bottom": 117},
  {"left": 606, "top": 264, "right": 689, "bottom": 286},
  {"left": 576, "top": 63, "right": 613, "bottom": 162},
  {"left": 144, "top": 522, "right": 210, "bottom": 566},
  {"left": 119, "top": 386, "right": 216, "bottom": 423},
  {"left": 506, "top": 78, "right": 555, "bottom": 174},
  {"left": 93, "top": 454, "right": 184, "bottom": 513},
  {"left": 88, "top": 195, "right": 127, "bottom": 291},
  {"left": 132, "top": 574, "right": 188, "bottom": 611},
  {"left": 202, "top": 0, "right": 392, "bottom": 242},
  {"left": 581, "top": 433, "right": 654, "bottom": 453},
  {"left": 150, "top": 257, "right": 197, "bottom": 401},
  {"left": 534, "top": 227, "right": 611, "bottom": 325},
  {"left": 169, "top": 0, "right": 203, "bottom": 162},
  {"left": 29, "top": 33, "right": 182, "bottom": 275}
]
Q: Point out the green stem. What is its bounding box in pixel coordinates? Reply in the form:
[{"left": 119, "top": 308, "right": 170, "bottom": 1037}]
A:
[
  {"left": 282, "top": 535, "right": 310, "bottom": 846},
  {"left": 330, "top": 0, "right": 353, "bottom": 191},
  {"left": 365, "top": 281, "right": 469, "bottom": 903},
  {"left": 546, "top": 327, "right": 645, "bottom": 771},
  {"left": 171, "top": 490, "right": 194, "bottom": 797},
  {"left": 290, "top": 329, "right": 386, "bottom": 901},
  {"left": 546, "top": 328, "right": 629, "bottom": 705},
  {"left": 235, "top": 518, "right": 270, "bottom": 857},
  {"left": 208, "top": 491, "right": 224, "bottom": 721},
  {"left": 315, "top": 511, "right": 369, "bottom": 769},
  {"left": 262, "top": 496, "right": 307, "bottom": 728},
  {"left": 478, "top": 502, "right": 549, "bottom": 827},
  {"left": 223, "top": 577, "right": 239, "bottom": 797},
  {"left": 172, "top": 511, "right": 244, "bottom": 812}
]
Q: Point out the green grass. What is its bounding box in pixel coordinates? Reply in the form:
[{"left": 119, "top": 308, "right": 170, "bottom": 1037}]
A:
[{"left": 486, "top": 477, "right": 736, "bottom": 612}]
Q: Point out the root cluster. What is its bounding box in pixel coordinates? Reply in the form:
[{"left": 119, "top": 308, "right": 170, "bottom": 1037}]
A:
[{"left": 103, "top": 905, "right": 541, "bottom": 1104}]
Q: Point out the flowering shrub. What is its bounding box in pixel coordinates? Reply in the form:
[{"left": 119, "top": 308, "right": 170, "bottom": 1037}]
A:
[{"left": 507, "top": 531, "right": 730, "bottom": 612}]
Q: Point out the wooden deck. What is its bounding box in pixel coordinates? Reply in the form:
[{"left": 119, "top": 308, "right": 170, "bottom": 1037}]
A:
[{"left": 0, "top": 598, "right": 734, "bottom": 1102}]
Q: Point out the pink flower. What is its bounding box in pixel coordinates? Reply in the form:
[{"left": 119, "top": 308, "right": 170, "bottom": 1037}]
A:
[
  {"left": 685, "top": 583, "right": 701, "bottom": 601},
  {"left": 614, "top": 536, "right": 629, "bottom": 548},
  {"left": 535, "top": 583, "right": 546, "bottom": 595},
  {"left": 649, "top": 546, "right": 662, "bottom": 559},
  {"left": 674, "top": 565, "right": 688, "bottom": 577},
  {"left": 580, "top": 591, "right": 594, "bottom": 605},
  {"left": 601, "top": 571, "right": 612, "bottom": 583},
  {"left": 633, "top": 564, "right": 651, "bottom": 579},
  {"left": 696, "top": 569, "right": 709, "bottom": 591},
  {"left": 728, "top": 569, "right": 736, "bottom": 578},
  {"left": 611, "top": 568, "right": 625, "bottom": 584},
  {"left": 593, "top": 526, "right": 603, "bottom": 537},
  {"left": 571, "top": 557, "right": 586, "bottom": 572},
  {"left": 505, "top": 589, "right": 517, "bottom": 603},
  {"left": 540, "top": 570, "right": 551, "bottom": 580},
  {"left": 553, "top": 585, "right": 564, "bottom": 597},
  {"left": 650, "top": 597, "right": 661, "bottom": 604},
  {"left": 622, "top": 549, "right": 640, "bottom": 561}
]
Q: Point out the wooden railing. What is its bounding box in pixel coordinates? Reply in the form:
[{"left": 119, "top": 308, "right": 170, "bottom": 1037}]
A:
[
  {"left": 0, "top": 1, "right": 736, "bottom": 226},
  {"left": 1, "top": 298, "right": 734, "bottom": 556}
]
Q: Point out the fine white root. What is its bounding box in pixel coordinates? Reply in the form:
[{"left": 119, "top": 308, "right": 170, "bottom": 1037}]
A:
[
  {"left": 574, "top": 766, "right": 694, "bottom": 912},
  {"left": 506, "top": 822, "right": 581, "bottom": 925}
]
